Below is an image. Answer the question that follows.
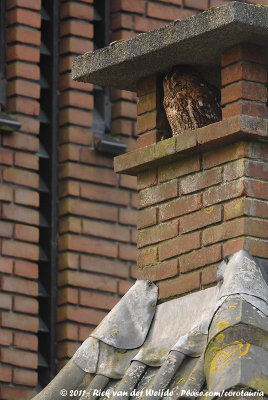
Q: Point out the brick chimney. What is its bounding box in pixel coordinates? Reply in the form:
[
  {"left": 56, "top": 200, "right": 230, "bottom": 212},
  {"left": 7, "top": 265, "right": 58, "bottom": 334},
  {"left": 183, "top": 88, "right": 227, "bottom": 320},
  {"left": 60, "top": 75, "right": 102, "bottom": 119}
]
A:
[{"left": 73, "top": 2, "right": 268, "bottom": 303}]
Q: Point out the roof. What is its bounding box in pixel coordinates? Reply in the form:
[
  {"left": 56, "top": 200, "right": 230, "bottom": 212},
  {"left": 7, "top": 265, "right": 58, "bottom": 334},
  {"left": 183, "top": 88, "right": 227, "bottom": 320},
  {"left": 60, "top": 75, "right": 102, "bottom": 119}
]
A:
[
  {"left": 72, "top": 2, "right": 268, "bottom": 91},
  {"left": 33, "top": 250, "right": 268, "bottom": 400}
]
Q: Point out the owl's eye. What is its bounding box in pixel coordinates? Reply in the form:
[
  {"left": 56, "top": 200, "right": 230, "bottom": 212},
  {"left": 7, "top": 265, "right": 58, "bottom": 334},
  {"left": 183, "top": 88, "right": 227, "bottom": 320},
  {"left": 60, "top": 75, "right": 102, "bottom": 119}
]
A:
[{"left": 175, "top": 82, "right": 181, "bottom": 88}]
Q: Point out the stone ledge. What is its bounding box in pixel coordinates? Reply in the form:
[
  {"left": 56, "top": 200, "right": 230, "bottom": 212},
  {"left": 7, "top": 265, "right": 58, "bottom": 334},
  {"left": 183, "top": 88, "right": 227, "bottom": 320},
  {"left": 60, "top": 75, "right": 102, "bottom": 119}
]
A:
[
  {"left": 72, "top": 2, "right": 268, "bottom": 91},
  {"left": 114, "top": 115, "right": 268, "bottom": 175}
]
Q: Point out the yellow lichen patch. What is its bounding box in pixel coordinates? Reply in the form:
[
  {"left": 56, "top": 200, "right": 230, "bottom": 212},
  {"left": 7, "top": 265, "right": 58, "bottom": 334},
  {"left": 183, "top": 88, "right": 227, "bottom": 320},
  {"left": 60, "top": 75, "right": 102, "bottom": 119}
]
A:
[
  {"left": 209, "top": 341, "right": 250, "bottom": 376},
  {"left": 249, "top": 374, "right": 268, "bottom": 392},
  {"left": 217, "top": 321, "right": 229, "bottom": 332},
  {"left": 229, "top": 305, "right": 236, "bottom": 309},
  {"left": 204, "top": 206, "right": 214, "bottom": 214}
]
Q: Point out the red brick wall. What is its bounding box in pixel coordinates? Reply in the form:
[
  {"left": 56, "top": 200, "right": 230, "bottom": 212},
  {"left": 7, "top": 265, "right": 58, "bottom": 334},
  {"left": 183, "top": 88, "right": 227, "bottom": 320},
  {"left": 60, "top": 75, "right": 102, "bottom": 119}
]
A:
[
  {"left": 0, "top": 0, "right": 41, "bottom": 398},
  {"left": 1, "top": 0, "right": 267, "bottom": 398}
]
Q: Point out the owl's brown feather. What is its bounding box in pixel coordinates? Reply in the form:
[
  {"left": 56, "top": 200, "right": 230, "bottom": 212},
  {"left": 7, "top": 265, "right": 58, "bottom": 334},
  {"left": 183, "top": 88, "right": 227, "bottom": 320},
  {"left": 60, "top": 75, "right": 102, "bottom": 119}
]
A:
[{"left": 163, "top": 66, "right": 221, "bottom": 136}]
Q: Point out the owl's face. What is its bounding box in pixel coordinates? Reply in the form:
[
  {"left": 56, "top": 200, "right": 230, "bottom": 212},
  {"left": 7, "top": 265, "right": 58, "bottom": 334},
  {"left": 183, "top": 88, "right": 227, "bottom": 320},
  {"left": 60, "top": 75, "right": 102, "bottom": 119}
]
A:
[{"left": 163, "top": 68, "right": 202, "bottom": 98}]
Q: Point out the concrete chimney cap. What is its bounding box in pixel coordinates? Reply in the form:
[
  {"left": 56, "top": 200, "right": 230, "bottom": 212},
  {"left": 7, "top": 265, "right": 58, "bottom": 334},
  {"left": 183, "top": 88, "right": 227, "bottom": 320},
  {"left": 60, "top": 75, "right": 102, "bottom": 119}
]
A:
[{"left": 72, "top": 2, "right": 268, "bottom": 91}]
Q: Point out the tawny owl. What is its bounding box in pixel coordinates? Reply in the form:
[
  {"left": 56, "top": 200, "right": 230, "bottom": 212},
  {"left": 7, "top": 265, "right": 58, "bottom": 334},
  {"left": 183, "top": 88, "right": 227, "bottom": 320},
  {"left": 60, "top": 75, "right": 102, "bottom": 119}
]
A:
[{"left": 163, "top": 66, "right": 221, "bottom": 136}]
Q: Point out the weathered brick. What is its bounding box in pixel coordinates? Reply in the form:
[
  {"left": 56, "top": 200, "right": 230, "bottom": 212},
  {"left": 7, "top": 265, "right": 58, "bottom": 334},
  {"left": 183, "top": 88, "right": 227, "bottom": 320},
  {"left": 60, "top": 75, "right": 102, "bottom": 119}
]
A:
[
  {"left": 6, "top": 61, "right": 40, "bottom": 81},
  {"left": 14, "top": 189, "right": 39, "bottom": 207},
  {"left": 60, "top": 19, "right": 93, "bottom": 39},
  {"left": 245, "top": 159, "right": 268, "bottom": 180},
  {"left": 58, "top": 234, "right": 118, "bottom": 258},
  {"left": 111, "top": 0, "right": 145, "bottom": 14},
  {"left": 222, "top": 100, "right": 267, "bottom": 119},
  {"left": 201, "top": 264, "right": 218, "bottom": 286},
  {"left": 14, "top": 260, "right": 38, "bottom": 279},
  {"left": 159, "top": 231, "right": 200, "bottom": 261},
  {"left": 7, "top": 7, "right": 41, "bottom": 28},
  {"left": 119, "top": 243, "right": 137, "bottom": 261},
  {"left": 57, "top": 288, "right": 79, "bottom": 305},
  {"left": 203, "top": 179, "right": 245, "bottom": 207},
  {"left": 60, "top": 37, "right": 93, "bottom": 55},
  {"left": 0, "top": 221, "right": 13, "bottom": 238},
  {"left": 158, "top": 155, "right": 200, "bottom": 182},
  {"left": 139, "top": 180, "right": 178, "bottom": 208},
  {"left": 158, "top": 271, "right": 200, "bottom": 300},
  {"left": 14, "top": 296, "right": 38, "bottom": 314},
  {"left": 245, "top": 179, "right": 268, "bottom": 200},
  {"left": 2, "top": 204, "right": 39, "bottom": 226},
  {"left": 7, "top": 0, "right": 41, "bottom": 10},
  {"left": 6, "top": 25, "right": 41, "bottom": 45},
  {"left": 14, "top": 332, "right": 38, "bottom": 351},
  {"left": 59, "top": 126, "right": 93, "bottom": 146},
  {"left": 137, "top": 169, "right": 157, "bottom": 190},
  {"left": 222, "top": 43, "right": 267, "bottom": 67},
  {"left": 59, "top": 107, "right": 92, "bottom": 127},
  {"left": 180, "top": 168, "right": 222, "bottom": 195},
  {"left": 57, "top": 341, "right": 80, "bottom": 360},
  {"left": 13, "top": 368, "right": 38, "bottom": 387},
  {"left": 0, "top": 293, "right": 12, "bottom": 310},
  {"left": 137, "top": 130, "right": 160, "bottom": 148},
  {"left": 119, "top": 208, "right": 137, "bottom": 226},
  {"left": 0, "top": 386, "right": 37, "bottom": 400},
  {"left": 180, "top": 205, "right": 222, "bottom": 234},
  {"left": 1, "top": 312, "right": 38, "bottom": 333},
  {"left": 224, "top": 197, "right": 245, "bottom": 220},
  {"left": 0, "top": 258, "right": 13, "bottom": 274},
  {"left": 184, "top": 0, "right": 208, "bottom": 9},
  {"left": 137, "top": 246, "right": 158, "bottom": 268},
  {"left": 222, "top": 62, "right": 267, "bottom": 86},
  {"left": 223, "top": 237, "right": 246, "bottom": 257},
  {"left": 3, "top": 131, "right": 39, "bottom": 152},
  {"left": 118, "top": 280, "right": 133, "bottom": 295},
  {"left": 3, "top": 168, "right": 39, "bottom": 188},
  {"left": 56, "top": 323, "right": 79, "bottom": 341},
  {"left": 58, "top": 252, "right": 79, "bottom": 270},
  {"left": 0, "top": 365, "right": 12, "bottom": 383},
  {"left": 223, "top": 158, "right": 245, "bottom": 181},
  {"left": 138, "top": 220, "right": 179, "bottom": 248},
  {"left": 81, "top": 255, "right": 129, "bottom": 278},
  {"left": 2, "top": 240, "right": 39, "bottom": 261},
  {"left": 137, "top": 207, "right": 158, "bottom": 229},
  {"left": 120, "top": 174, "right": 137, "bottom": 190},
  {"left": 57, "top": 305, "right": 106, "bottom": 326},
  {"left": 81, "top": 182, "right": 129, "bottom": 206},
  {"left": 82, "top": 219, "right": 130, "bottom": 242},
  {"left": 159, "top": 194, "right": 201, "bottom": 221},
  {"left": 60, "top": 1, "right": 93, "bottom": 20},
  {"left": 59, "top": 198, "right": 117, "bottom": 222},
  {"left": 112, "top": 101, "right": 137, "bottom": 119},
  {"left": 203, "top": 218, "right": 245, "bottom": 245},
  {"left": 59, "top": 162, "right": 116, "bottom": 186},
  {"left": 80, "top": 148, "right": 114, "bottom": 168},
  {"left": 0, "top": 329, "right": 13, "bottom": 346},
  {"left": 203, "top": 141, "right": 248, "bottom": 169},
  {"left": 137, "top": 92, "right": 157, "bottom": 115},
  {"left": 0, "top": 148, "right": 13, "bottom": 165},
  {"left": 147, "top": 2, "right": 194, "bottom": 20},
  {"left": 137, "top": 259, "right": 178, "bottom": 281},
  {"left": 6, "top": 44, "right": 40, "bottom": 63},
  {"left": 137, "top": 75, "right": 157, "bottom": 97},
  {"left": 137, "top": 111, "right": 157, "bottom": 134},
  {"left": 58, "top": 270, "right": 118, "bottom": 293},
  {"left": 59, "top": 217, "right": 81, "bottom": 234},
  {"left": 180, "top": 244, "right": 221, "bottom": 273},
  {"left": 14, "top": 224, "right": 39, "bottom": 242},
  {"left": 0, "top": 184, "right": 13, "bottom": 202},
  {"left": 221, "top": 81, "right": 267, "bottom": 105},
  {"left": 135, "top": 15, "right": 165, "bottom": 33},
  {"left": 1, "top": 276, "right": 38, "bottom": 296},
  {"left": 244, "top": 237, "right": 268, "bottom": 258},
  {"left": 80, "top": 291, "right": 118, "bottom": 310},
  {"left": 0, "top": 347, "right": 37, "bottom": 368}
]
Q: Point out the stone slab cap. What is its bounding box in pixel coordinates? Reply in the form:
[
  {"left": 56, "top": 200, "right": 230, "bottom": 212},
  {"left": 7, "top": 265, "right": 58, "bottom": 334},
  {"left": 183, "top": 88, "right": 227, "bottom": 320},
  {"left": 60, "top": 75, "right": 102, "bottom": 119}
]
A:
[{"left": 72, "top": 2, "right": 268, "bottom": 91}]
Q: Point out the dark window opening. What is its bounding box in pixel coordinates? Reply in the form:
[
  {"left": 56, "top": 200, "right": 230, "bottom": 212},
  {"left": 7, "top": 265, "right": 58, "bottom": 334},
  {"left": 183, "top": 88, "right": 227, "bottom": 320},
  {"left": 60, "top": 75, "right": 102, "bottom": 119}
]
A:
[{"left": 37, "top": 0, "right": 59, "bottom": 388}]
